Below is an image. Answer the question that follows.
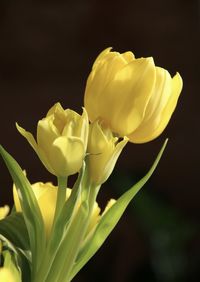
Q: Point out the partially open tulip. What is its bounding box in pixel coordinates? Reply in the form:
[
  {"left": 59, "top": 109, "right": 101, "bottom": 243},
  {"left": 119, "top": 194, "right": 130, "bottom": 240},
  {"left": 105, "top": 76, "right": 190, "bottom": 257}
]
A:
[
  {"left": 87, "top": 121, "right": 128, "bottom": 185},
  {"left": 16, "top": 103, "right": 89, "bottom": 177},
  {"left": 84, "top": 48, "right": 183, "bottom": 143}
]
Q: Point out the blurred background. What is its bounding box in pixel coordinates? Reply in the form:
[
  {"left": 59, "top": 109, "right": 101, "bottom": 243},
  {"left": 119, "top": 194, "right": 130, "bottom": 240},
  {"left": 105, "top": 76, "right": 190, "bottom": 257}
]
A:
[{"left": 0, "top": 0, "right": 199, "bottom": 281}]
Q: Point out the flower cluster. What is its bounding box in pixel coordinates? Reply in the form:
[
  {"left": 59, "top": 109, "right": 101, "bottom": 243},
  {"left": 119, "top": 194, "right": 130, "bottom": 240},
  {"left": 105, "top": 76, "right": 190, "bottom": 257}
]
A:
[{"left": 0, "top": 48, "right": 182, "bottom": 282}]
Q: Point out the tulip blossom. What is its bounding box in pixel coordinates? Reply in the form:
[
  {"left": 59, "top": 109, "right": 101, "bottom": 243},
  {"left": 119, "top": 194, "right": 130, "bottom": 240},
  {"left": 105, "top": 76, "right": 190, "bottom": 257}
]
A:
[
  {"left": 0, "top": 46, "right": 181, "bottom": 282},
  {"left": 87, "top": 121, "right": 128, "bottom": 185},
  {"left": 16, "top": 103, "right": 89, "bottom": 177},
  {"left": 84, "top": 48, "right": 183, "bottom": 143}
]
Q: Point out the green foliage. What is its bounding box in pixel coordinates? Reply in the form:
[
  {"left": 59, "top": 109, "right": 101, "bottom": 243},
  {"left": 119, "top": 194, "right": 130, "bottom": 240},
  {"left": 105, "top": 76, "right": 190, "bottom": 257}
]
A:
[
  {"left": 0, "top": 140, "right": 167, "bottom": 282},
  {"left": 0, "top": 145, "right": 46, "bottom": 280},
  {"left": 0, "top": 212, "right": 29, "bottom": 251},
  {"left": 70, "top": 140, "right": 168, "bottom": 280}
]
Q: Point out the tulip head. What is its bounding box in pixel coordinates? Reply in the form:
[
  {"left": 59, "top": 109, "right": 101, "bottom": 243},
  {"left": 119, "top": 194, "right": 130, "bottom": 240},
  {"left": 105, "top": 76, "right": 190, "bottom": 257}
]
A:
[
  {"left": 84, "top": 48, "right": 183, "bottom": 143},
  {"left": 87, "top": 121, "right": 128, "bottom": 185},
  {"left": 16, "top": 103, "right": 89, "bottom": 177}
]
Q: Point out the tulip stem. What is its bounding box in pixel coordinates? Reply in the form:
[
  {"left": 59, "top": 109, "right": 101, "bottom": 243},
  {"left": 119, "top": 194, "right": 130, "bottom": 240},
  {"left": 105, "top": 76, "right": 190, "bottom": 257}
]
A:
[{"left": 54, "top": 176, "right": 68, "bottom": 224}]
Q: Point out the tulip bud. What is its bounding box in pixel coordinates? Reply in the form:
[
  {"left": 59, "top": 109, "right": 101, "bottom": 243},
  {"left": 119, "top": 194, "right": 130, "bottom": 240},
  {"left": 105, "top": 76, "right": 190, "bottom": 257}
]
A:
[
  {"left": 84, "top": 48, "right": 183, "bottom": 143},
  {"left": 16, "top": 103, "right": 89, "bottom": 177},
  {"left": 87, "top": 121, "right": 128, "bottom": 185}
]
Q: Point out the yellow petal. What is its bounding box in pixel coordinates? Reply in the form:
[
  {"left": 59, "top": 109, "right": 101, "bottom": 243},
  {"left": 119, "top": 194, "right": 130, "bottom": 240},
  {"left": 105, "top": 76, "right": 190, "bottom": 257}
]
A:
[
  {"left": 37, "top": 117, "right": 58, "bottom": 151},
  {"left": 16, "top": 123, "right": 55, "bottom": 174},
  {"left": 0, "top": 205, "right": 9, "bottom": 220},
  {"left": 151, "top": 72, "right": 183, "bottom": 137},
  {"left": 16, "top": 123, "right": 38, "bottom": 152},
  {"left": 88, "top": 121, "right": 109, "bottom": 153},
  {"left": 92, "top": 47, "right": 113, "bottom": 69},
  {"left": 88, "top": 121, "right": 128, "bottom": 184},
  {"left": 14, "top": 181, "right": 74, "bottom": 237},
  {"left": 32, "top": 182, "right": 58, "bottom": 236},
  {"left": 46, "top": 102, "right": 63, "bottom": 117},
  {"left": 85, "top": 54, "right": 128, "bottom": 122},
  {"left": 129, "top": 72, "right": 183, "bottom": 143},
  {"left": 102, "top": 198, "right": 116, "bottom": 216},
  {"left": 77, "top": 108, "right": 89, "bottom": 151},
  {"left": 50, "top": 136, "right": 85, "bottom": 176},
  {"left": 128, "top": 67, "right": 172, "bottom": 142},
  {"left": 121, "top": 51, "right": 135, "bottom": 63},
  {"left": 0, "top": 268, "right": 16, "bottom": 282},
  {"left": 96, "top": 57, "right": 156, "bottom": 135},
  {"left": 144, "top": 67, "right": 172, "bottom": 120},
  {"left": 101, "top": 137, "right": 128, "bottom": 183}
]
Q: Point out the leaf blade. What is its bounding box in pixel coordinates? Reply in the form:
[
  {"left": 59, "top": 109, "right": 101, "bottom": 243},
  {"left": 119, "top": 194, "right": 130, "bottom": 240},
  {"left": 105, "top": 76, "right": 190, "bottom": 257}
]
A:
[
  {"left": 70, "top": 139, "right": 168, "bottom": 280},
  {"left": 0, "top": 212, "right": 29, "bottom": 250},
  {"left": 0, "top": 145, "right": 46, "bottom": 277}
]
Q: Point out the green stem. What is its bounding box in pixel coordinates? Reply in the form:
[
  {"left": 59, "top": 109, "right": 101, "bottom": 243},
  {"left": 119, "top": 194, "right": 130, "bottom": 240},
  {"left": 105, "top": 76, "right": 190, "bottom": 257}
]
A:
[{"left": 52, "top": 176, "right": 68, "bottom": 229}]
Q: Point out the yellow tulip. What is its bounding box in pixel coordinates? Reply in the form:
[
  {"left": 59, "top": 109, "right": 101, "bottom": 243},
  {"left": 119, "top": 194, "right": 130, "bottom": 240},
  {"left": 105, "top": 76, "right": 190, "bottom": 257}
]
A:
[
  {"left": 13, "top": 181, "right": 101, "bottom": 237},
  {"left": 87, "top": 121, "right": 128, "bottom": 185},
  {"left": 16, "top": 103, "right": 89, "bottom": 177},
  {"left": 84, "top": 48, "right": 183, "bottom": 143},
  {"left": 0, "top": 267, "right": 16, "bottom": 282},
  {"left": 0, "top": 205, "right": 9, "bottom": 220}
]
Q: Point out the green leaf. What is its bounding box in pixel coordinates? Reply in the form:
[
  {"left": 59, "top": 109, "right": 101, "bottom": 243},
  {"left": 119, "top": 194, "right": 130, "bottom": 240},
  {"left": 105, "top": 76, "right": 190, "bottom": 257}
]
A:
[
  {"left": 47, "top": 201, "right": 90, "bottom": 282},
  {"left": 0, "top": 145, "right": 46, "bottom": 278},
  {"left": 70, "top": 139, "right": 168, "bottom": 280},
  {"left": 0, "top": 212, "right": 29, "bottom": 250}
]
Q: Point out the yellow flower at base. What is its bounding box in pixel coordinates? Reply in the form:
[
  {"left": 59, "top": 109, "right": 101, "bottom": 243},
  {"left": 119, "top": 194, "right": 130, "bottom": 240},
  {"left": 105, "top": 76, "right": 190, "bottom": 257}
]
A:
[
  {"left": 87, "top": 121, "right": 128, "bottom": 185},
  {"left": 84, "top": 48, "right": 183, "bottom": 143},
  {"left": 16, "top": 103, "right": 89, "bottom": 177},
  {"left": 0, "top": 205, "right": 9, "bottom": 220},
  {"left": 0, "top": 267, "right": 16, "bottom": 282},
  {"left": 13, "top": 182, "right": 102, "bottom": 237}
]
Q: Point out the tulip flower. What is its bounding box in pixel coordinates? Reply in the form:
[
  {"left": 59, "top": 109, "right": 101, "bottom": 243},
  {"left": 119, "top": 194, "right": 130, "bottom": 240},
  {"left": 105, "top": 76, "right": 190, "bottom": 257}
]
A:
[
  {"left": 13, "top": 181, "right": 101, "bottom": 237},
  {"left": 87, "top": 121, "right": 128, "bottom": 185},
  {"left": 16, "top": 103, "right": 89, "bottom": 177},
  {"left": 84, "top": 48, "right": 183, "bottom": 143}
]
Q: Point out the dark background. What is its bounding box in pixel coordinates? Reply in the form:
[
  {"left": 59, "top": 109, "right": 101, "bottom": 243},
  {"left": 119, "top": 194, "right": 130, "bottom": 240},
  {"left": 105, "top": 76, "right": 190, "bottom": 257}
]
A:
[{"left": 0, "top": 0, "right": 199, "bottom": 281}]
